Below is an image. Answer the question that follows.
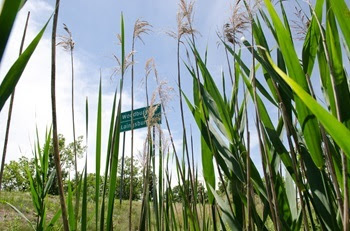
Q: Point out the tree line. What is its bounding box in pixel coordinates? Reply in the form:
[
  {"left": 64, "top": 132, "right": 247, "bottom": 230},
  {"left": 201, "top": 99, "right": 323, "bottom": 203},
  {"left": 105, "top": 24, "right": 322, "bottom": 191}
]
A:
[
  {"left": 1, "top": 134, "right": 144, "bottom": 199},
  {"left": 2, "top": 134, "right": 210, "bottom": 202}
]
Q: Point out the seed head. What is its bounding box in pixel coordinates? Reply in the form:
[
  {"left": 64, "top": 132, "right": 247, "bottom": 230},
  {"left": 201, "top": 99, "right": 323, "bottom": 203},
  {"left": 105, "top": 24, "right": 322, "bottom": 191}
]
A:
[
  {"left": 291, "top": 6, "right": 310, "bottom": 41},
  {"left": 57, "top": 23, "right": 75, "bottom": 51},
  {"left": 224, "top": 2, "right": 249, "bottom": 45},
  {"left": 133, "top": 19, "right": 152, "bottom": 44}
]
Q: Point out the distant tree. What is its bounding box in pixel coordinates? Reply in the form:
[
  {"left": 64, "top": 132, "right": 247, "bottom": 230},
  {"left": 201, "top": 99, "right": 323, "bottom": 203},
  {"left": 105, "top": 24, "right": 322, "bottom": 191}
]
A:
[
  {"left": 48, "top": 134, "right": 85, "bottom": 195},
  {"left": 2, "top": 161, "right": 19, "bottom": 191},
  {"left": 171, "top": 181, "right": 208, "bottom": 203},
  {"left": 171, "top": 184, "right": 183, "bottom": 203},
  {"left": 218, "top": 179, "right": 226, "bottom": 195},
  {"left": 117, "top": 156, "right": 143, "bottom": 200},
  {"left": 68, "top": 157, "right": 142, "bottom": 202},
  {"left": 218, "top": 175, "right": 232, "bottom": 195},
  {"left": 147, "top": 168, "right": 157, "bottom": 201},
  {"left": 197, "top": 182, "right": 208, "bottom": 204},
  {"left": 2, "top": 135, "right": 84, "bottom": 194},
  {"left": 72, "top": 173, "right": 102, "bottom": 202},
  {"left": 2, "top": 156, "right": 34, "bottom": 191}
]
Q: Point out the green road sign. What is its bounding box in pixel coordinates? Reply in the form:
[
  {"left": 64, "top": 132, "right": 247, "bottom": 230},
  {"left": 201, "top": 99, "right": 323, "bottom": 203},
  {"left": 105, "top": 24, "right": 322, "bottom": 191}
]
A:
[{"left": 120, "top": 104, "right": 161, "bottom": 132}]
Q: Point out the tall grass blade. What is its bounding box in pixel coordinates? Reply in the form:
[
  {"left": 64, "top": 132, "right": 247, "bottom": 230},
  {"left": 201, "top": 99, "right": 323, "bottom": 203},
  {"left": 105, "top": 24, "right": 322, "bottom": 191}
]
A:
[
  {"left": 46, "top": 209, "right": 62, "bottom": 230},
  {"left": 266, "top": 54, "right": 350, "bottom": 157},
  {"left": 325, "top": 0, "right": 350, "bottom": 128},
  {"left": 241, "top": 73, "right": 296, "bottom": 181},
  {"left": 26, "top": 167, "right": 40, "bottom": 213},
  {"left": 67, "top": 180, "right": 76, "bottom": 231},
  {"left": 301, "top": 146, "right": 340, "bottom": 230},
  {"left": 81, "top": 96, "right": 88, "bottom": 231},
  {"left": 0, "top": 16, "right": 52, "bottom": 112},
  {"left": 329, "top": 0, "right": 350, "bottom": 51},
  {"left": 302, "top": 0, "right": 324, "bottom": 76},
  {"left": 209, "top": 186, "right": 242, "bottom": 231},
  {"left": 119, "top": 132, "right": 126, "bottom": 205},
  {"left": 0, "top": 0, "right": 22, "bottom": 62},
  {"left": 42, "top": 127, "right": 52, "bottom": 180},
  {"left": 106, "top": 13, "right": 125, "bottom": 230},
  {"left": 43, "top": 170, "right": 55, "bottom": 196},
  {"left": 264, "top": 0, "right": 324, "bottom": 168},
  {"left": 5, "top": 202, "right": 35, "bottom": 230},
  {"left": 0, "top": 11, "right": 30, "bottom": 190},
  {"left": 95, "top": 77, "right": 102, "bottom": 230},
  {"left": 81, "top": 160, "right": 88, "bottom": 231},
  {"left": 100, "top": 90, "right": 117, "bottom": 231},
  {"left": 86, "top": 97, "right": 88, "bottom": 139}
]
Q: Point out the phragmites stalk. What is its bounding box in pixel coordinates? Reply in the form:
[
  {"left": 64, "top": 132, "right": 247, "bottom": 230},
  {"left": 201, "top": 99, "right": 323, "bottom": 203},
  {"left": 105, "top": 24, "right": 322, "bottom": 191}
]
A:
[
  {"left": 129, "top": 19, "right": 152, "bottom": 231},
  {"left": 51, "top": 0, "right": 69, "bottom": 229},
  {"left": 57, "top": 23, "right": 79, "bottom": 228}
]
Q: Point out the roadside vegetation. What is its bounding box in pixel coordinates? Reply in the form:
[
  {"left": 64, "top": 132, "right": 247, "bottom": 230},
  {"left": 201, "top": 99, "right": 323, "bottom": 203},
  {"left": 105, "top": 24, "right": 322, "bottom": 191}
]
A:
[{"left": 1, "top": 0, "right": 350, "bottom": 230}]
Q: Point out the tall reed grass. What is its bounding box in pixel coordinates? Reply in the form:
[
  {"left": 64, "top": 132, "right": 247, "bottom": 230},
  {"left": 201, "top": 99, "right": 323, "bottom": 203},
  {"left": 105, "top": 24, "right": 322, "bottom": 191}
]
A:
[{"left": 1, "top": 0, "right": 350, "bottom": 230}]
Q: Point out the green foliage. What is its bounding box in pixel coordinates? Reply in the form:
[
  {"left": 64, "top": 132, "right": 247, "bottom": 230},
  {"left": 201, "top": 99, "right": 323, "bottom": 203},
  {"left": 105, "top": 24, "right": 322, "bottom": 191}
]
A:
[
  {"left": 0, "top": 191, "right": 143, "bottom": 231},
  {"left": 171, "top": 181, "right": 207, "bottom": 204},
  {"left": 2, "top": 156, "right": 33, "bottom": 191},
  {"left": 184, "top": 0, "right": 350, "bottom": 230},
  {"left": 48, "top": 134, "right": 85, "bottom": 195},
  {"left": 70, "top": 157, "right": 142, "bottom": 203},
  {"left": 2, "top": 134, "right": 85, "bottom": 195},
  {"left": 117, "top": 156, "right": 142, "bottom": 200},
  {"left": 3, "top": 129, "right": 61, "bottom": 230}
]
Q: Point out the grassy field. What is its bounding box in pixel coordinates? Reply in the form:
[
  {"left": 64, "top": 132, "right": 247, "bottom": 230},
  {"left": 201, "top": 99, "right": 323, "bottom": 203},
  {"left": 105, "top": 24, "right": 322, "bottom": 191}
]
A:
[{"left": 0, "top": 191, "right": 142, "bottom": 231}]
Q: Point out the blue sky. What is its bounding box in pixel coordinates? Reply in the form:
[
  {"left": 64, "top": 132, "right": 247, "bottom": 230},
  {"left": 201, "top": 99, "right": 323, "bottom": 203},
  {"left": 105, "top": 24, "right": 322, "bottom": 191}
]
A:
[{"left": 0, "top": 0, "right": 322, "bottom": 184}]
